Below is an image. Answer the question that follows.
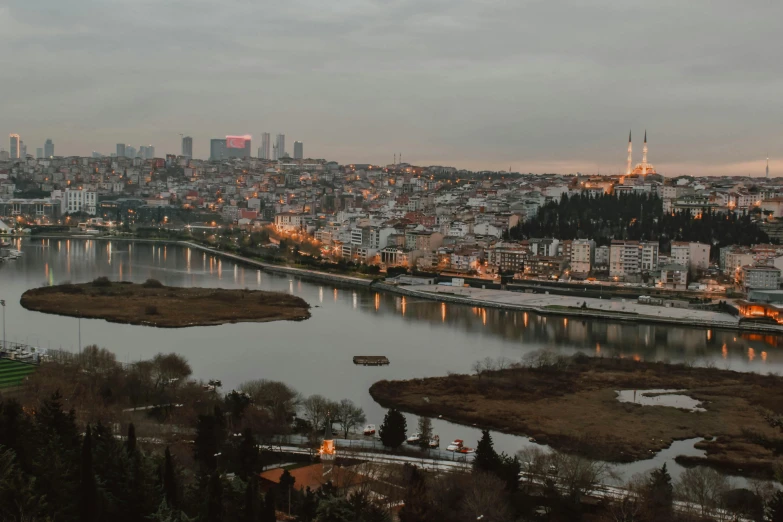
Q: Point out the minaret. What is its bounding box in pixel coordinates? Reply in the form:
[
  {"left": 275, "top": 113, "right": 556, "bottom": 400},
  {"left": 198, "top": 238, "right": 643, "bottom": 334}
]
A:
[
  {"left": 626, "top": 131, "right": 632, "bottom": 176},
  {"left": 642, "top": 130, "right": 648, "bottom": 176},
  {"left": 767, "top": 155, "right": 770, "bottom": 179},
  {"left": 319, "top": 412, "right": 336, "bottom": 473}
]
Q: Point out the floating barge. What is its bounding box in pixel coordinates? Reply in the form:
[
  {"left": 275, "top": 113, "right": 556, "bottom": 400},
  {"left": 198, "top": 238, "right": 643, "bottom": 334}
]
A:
[{"left": 353, "top": 356, "right": 390, "bottom": 366}]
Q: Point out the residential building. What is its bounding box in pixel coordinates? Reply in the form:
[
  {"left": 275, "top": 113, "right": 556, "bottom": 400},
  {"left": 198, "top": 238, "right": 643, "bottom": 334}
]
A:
[
  {"left": 594, "top": 245, "right": 609, "bottom": 269},
  {"left": 658, "top": 263, "right": 688, "bottom": 290},
  {"left": 294, "top": 141, "right": 304, "bottom": 160},
  {"left": 486, "top": 243, "right": 529, "bottom": 274},
  {"left": 570, "top": 239, "right": 596, "bottom": 273},
  {"left": 741, "top": 266, "right": 780, "bottom": 292},
  {"left": 609, "top": 240, "right": 659, "bottom": 277},
  {"left": 274, "top": 212, "right": 305, "bottom": 232},
  {"left": 670, "top": 242, "right": 710, "bottom": 274}
]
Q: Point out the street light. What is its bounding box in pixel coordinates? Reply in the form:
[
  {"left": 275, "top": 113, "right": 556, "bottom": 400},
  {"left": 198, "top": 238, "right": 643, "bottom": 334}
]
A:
[{"left": 0, "top": 300, "right": 5, "bottom": 350}]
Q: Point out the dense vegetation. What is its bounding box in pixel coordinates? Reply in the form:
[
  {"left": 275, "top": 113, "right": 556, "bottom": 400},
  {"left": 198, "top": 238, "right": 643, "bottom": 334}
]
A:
[{"left": 510, "top": 193, "right": 772, "bottom": 258}]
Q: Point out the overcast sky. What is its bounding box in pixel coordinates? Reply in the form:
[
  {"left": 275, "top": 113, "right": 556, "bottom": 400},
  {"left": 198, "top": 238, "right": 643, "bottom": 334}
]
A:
[{"left": 2, "top": 0, "right": 782, "bottom": 176}]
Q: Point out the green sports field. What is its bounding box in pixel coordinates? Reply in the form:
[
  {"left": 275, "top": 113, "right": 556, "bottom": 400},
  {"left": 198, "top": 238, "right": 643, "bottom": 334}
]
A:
[{"left": 0, "top": 359, "right": 37, "bottom": 388}]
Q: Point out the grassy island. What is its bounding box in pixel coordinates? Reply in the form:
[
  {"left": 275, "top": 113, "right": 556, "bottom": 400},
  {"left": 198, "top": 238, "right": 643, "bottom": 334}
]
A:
[
  {"left": 370, "top": 354, "right": 783, "bottom": 478},
  {"left": 20, "top": 278, "right": 311, "bottom": 327}
]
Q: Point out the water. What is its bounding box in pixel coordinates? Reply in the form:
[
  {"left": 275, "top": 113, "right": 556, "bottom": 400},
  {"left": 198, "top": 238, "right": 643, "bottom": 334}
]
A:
[
  {"left": 616, "top": 389, "right": 706, "bottom": 413},
  {"left": 1, "top": 237, "right": 781, "bottom": 482}
]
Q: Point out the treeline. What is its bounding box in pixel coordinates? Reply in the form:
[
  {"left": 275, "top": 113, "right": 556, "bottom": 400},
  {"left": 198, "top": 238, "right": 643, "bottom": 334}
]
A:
[{"left": 510, "top": 193, "right": 771, "bottom": 257}]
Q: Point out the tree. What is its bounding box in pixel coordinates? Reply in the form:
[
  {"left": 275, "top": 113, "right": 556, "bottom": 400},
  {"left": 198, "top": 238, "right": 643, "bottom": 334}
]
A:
[
  {"left": 225, "top": 390, "right": 252, "bottom": 430},
  {"left": 416, "top": 417, "right": 433, "bottom": 451},
  {"left": 127, "top": 422, "right": 137, "bottom": 455},
  {"left": 163, "top": 447, "right": 178, "bottom": 508},
  {"left": 80, "top": 424, "right": 97, "bottom": 522},
  {"left": 677, "top": 466, "right": 732, "bottom": 518},
  {"left": 302, "top": 395, "right": 334, "bottom": 434},
  {"left": 398, "top": 464, "right": 429, "bottom": 522},
  {"left": 461, "top": 471, "right": 513, "bottom": 522},
  {"left": 642, "top": 463, "right": 673, "bottom": 522},
  {"left": 239, "top": 379, "right": 300, "bottom": 428},
  {"left": 767, "top": 490, "right": 783, "bottom": 522},
  {"left": 473, "top": 430, "right": 500, "bottom": 473},
  {"left": 335, "top": 399, "right": 366, "bottom": 439},
  {"left": 244, "top": 477, "right": 259, "bottom": 522},
  {"left": 194, "top": 408, "right": 226, "bottom": 473},
  {"left": 378, "top": 409, "right": 407, "bottom": 449},
  {"left": 278, "top": 469, "right": 296, "bottom": 515},
  {"left": 237, "top": 428, "right": 259, "bottom": 480},
  {"left": 262, "top": 490, "right": 276, "bottom": 522},
  {"left": 206, "top": 471, "right": 223, "bottom": 522}
]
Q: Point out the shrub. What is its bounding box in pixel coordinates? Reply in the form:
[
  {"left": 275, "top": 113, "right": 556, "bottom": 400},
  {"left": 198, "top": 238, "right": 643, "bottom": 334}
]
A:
[
  {"left": 59, "top": 284, "right": 84, "bottom": 294},
  {"left": 145, "top": 305, "right": 158, "bottom": 315},
  {"left": 142, "top": 278, "right": 164, "bottom": 288},
  {"left": 92, "top": 276, "right": 111, "bottom": 287}
]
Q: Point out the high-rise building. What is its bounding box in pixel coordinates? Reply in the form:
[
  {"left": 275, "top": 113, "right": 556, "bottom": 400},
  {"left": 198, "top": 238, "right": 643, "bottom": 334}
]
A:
[
  {"left": 126, "top": 146, "right": 137, "bottom": 159},
  {"left": 147, "top": 145, "right": 155, "bottom": 159},
  {"left": 9, "top": 134, "right": 19, "bottom": 159},
  {"left": 139, "top": 145, "right": 154, "bottom": 159},
  {"left": 225, "top": 137, "right": 251, "bottom": 159},
  {"left": 294, "top": 141, "right": 303, "bottom": 160},
  {"left": 36, "top": 148, "right": 44, "bottom": 159},
  {"left": 275, "top": 134, "right": 285, "bottom": 160},
  {"left": 260, "top": 132, "right": 271, "bottom": 159},
  {"left": 116, "top": 143, "right": 126, "bottom": 157},
  {"left": 19, "top": 141, "right": 27, "bottom": 158},
  {"left": 210, "top": 139, "right": 226, "bottom": 161},
  {"left": 182, "top": 136, "right": 193, "bottom": 158},
  {"left": 44, "top": 139, "right": 54, "bottom": 158}
]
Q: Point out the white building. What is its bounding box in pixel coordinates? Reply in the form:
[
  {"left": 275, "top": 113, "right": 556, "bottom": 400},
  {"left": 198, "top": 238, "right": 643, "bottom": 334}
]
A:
[
  {"left": 670, "top": 242, "right": 710, "bottom": 274},
  {"left": 609, "top": 240, "right": 659, "bottom": 278},
  {"left": 570, "top": 239, "right": 595, "bottom": 273},
  {"left": 658, "top": 263, "right": 688, "bottom": 290},
  {"left": 741, "top": 266, "right": 780, "bottom": 291},
  {"left": 594, "top": 245, "right": 609, "bottom": 269},
  {"left": 64, "top": 188, "right": 97, "bottom": 215}
]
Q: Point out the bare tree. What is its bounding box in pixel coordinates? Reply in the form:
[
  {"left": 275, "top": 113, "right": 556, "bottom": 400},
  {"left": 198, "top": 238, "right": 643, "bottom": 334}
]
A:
[
  {"left": 677, "top": 466, "right": 733, "bottom": 519},
  {"left": 239, "top": 379, "right": 300, "bottom": 427},
  {"left": 335, "top": 399, "right": 366, "bottom": 439},
  {"left": 301, "top": 394, "right": 333, "bottom": 433},
  {"left": 461, "top": 471, "right": 513, "bottom": 522}
]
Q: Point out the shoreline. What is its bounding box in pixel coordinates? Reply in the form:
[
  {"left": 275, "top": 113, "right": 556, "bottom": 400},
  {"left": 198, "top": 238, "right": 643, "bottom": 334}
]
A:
[{"left": 22, "top": 234, "right": 783, "bottom": 335}]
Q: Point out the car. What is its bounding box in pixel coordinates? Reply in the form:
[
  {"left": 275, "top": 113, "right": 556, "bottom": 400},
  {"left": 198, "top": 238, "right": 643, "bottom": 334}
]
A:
[
  {"left": 362, "top": 424, "right": 376, "bottom": 436},
  {"left": 406, "top": 433, "right": 421, "bottom": 444}
]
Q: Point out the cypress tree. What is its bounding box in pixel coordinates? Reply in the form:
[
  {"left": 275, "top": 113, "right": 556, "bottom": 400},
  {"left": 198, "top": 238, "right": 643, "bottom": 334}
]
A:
[
  {"left": 237, "top": 428, "right": 259, "bottom": 480},
  {"left": 206, "top": 470, "right": 223, "bottom": 522},
  {"left": 244, "top": 476, "right": 258, "bottom": 522},
  {"left": 262, "top": 489, "right": 276, "bottom": 522},
  {"left": 126, "top": 423, "right": 137, "bottom": 455},
  {"left": 643, "top": 463, "right": 673, "bottom": 522},
  {"left": 473, "top": 430, "right": 500, "bottom": 473},
  {"left": 79, "top": 424, "right": 97, "bottom": 522},
  {"left": 378, "top": 409, "right": 407, "bottom": 449},
  {"left": 163, "top": 447, "right": 177, "bottom": 508}
]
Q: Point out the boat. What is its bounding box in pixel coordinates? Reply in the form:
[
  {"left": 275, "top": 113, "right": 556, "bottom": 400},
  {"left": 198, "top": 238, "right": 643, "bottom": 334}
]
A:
[
  {"left": 429, "top": 435, "right": 440, "bottom": 448},
  {"left": 406, "top": 433, "right": 421, "bottom": 444},
  {"left": 446, "top": 439, "right": 474, "bottom": 453},
  {"left": 362, "top": 424, "right": 376, "bottom": 436},
  {"left": 7, "top": 250, "right": 23, "bottom": 258}
]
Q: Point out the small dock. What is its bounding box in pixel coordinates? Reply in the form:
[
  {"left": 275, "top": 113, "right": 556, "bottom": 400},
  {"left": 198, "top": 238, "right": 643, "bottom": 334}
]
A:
[{"left": 353, "top": 356, "right": 390, "bottom": 366}]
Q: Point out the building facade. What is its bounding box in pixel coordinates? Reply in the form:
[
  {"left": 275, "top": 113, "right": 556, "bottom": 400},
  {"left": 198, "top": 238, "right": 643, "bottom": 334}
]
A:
[
  {"left": 44, "top": 139, "right": 54, "bottom": 158},
  {"left": 741, "top": 266, "right": 780, "bottom": 292},
  {"left": 65, "top": 189, "right": 97, "bottom": 215},
  {"left": 182, "top": 136, "right": 193, "bottom": 159},
  {"left": 9, "top": 134, "right": 19, "bottom": 159},
  {"left": 609, "top": 240, "right": 659, "bottom": 277},
  {"left": 294, "top": 141, "right": 304, "bottom": 160},
  {"left": 570, "top": 239, "right": 596, "bottom": 273}
]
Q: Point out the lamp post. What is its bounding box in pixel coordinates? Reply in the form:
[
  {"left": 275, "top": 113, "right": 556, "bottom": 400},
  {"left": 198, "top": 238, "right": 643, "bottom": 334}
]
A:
[
  {"left": 0, "top": 300, "right": 5, "bottom": 350},
  {"left": 77, "top": 309, "right": 81, "bottom": 355}
]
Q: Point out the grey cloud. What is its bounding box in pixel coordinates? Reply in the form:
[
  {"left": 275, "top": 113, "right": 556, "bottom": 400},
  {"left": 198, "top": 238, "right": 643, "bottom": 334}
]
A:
[{"left": 1, "top": 0, "right": 782, "bottom": 174}]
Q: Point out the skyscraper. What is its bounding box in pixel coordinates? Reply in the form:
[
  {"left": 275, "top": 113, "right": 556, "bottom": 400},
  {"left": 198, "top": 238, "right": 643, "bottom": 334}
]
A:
[
  {"left": 294, "top": 141, "right": 303, "bottom": 160},
  {"left": 9, "top": 134, "right": 19, "bottom": 159},
  {"left": 44, "top": 139, "right": 54, "bottom": 158},
  {"left": 210, "top": 139, "right": 226, "bottom": 161},
  {"left": 182, "top": 136, "right": 193, "bottom": 158},
  {"left": 36, "top": 148, "right": 44, "bottom": 159},
  {"left": 126, "top": 146, "right": 137, "bottom": 159},
  {"left": 19, "top": 141, "right": 27, "bottom": 158},
  {"left": 147, "top": 145, "right": 155, "bottom": 159},
  {"left": 116, "top": 143, "right": 126, "bottom": 158},
  {"left": 260, "top": 132, "right": 271, "bottom": 159},
  {"left": 275, "top": 134, "right": 285, "bottom": 160}
]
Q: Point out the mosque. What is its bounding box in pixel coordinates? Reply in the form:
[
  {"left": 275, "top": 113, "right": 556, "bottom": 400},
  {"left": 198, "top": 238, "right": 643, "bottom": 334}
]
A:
[{"left": 626, "top": 130, "right": 657, "bottom": 176}]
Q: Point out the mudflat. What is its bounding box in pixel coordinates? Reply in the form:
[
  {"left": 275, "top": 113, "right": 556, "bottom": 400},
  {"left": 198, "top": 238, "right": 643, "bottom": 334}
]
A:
[
  {"left": 370, "top": 355, "right": 783, "bottom": 478},
  {"left": 20, "top": 280, "right": 311, "bottom": 327}
]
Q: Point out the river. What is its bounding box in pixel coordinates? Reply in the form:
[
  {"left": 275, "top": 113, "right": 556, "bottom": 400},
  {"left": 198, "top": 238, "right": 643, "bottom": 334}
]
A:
[{"left": 1, "top": 237, "right": 780, "bottom": 484}]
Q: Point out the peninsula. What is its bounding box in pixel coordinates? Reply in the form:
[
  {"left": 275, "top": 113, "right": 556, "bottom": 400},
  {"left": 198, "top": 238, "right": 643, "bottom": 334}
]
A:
[
  {"left": 370, "top": 355, "right": 783, "bottom": 479},
  {"left": 20, "top": 278, "right": 311, "bottom": 327}
]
